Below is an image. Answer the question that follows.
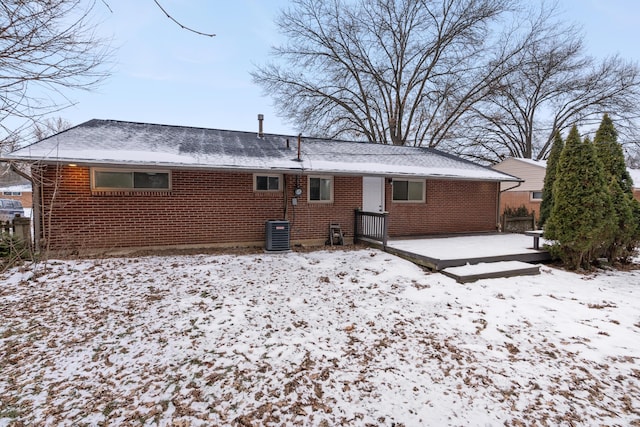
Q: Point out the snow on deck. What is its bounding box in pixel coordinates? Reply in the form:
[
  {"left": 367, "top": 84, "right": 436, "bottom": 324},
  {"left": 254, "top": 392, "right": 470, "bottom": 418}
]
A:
[
  {"left": 385, "top": 233, "right": 551, "bottom": 270},
  {"left": 388, "top": 233, "right": 546, "bottom": 259},
  {"left": 442, "top": 260, "right": 541, "bottom": 283}
]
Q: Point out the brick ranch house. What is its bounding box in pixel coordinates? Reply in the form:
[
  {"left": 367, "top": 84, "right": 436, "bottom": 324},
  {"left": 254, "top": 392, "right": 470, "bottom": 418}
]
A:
[
  {"left": 2, "top": 119, "right": 520, "bottom": 253},
  {"left": 628, "top": 169, "right": 640, "bottom": 202}
]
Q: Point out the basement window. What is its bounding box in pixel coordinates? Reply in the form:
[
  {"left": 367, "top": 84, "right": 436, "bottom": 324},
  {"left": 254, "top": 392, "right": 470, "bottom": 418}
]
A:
[
  {"left": 254, "top": 174, "right": 282, "bottom": 192},
  {"left": 392, "top": 179, "right": 425, "bottom": 202},
  {"left": 308, "top": 176, "right": 333, "bottom": 203},
  {"left": 91, "top": 168, "right": 171, "bottom": 191},
  {"left": 3, "top": 191, "right": 22, "bottom": 196}
]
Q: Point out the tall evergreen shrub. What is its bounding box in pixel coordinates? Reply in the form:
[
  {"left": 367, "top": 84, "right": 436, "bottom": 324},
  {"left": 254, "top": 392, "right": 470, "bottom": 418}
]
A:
[
  {"left": 545, "top": 126, "right": 614, "bottom": 269},
  {"left": 594, "top": 113, "right": 640, "bottom": 261},
  {"left": 539, "top": 131, "right": 564, "bottom": 228}
]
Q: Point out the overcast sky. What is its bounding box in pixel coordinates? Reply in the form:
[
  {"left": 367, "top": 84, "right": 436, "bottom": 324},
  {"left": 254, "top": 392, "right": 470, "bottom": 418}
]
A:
[{"left": 56, "top": 0, "right": 640, "bottom": 137}]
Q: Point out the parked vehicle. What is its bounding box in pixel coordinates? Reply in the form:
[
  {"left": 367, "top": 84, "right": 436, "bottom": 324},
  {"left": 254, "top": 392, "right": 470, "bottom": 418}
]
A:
[{"left": 0, "top": 199, "right": 25, "bottom": 222}]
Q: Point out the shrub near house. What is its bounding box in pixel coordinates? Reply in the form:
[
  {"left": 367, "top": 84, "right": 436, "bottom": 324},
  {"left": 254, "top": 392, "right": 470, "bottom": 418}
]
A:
[{"left": 501, "top": 205, "right": 536, "bottom": 233}]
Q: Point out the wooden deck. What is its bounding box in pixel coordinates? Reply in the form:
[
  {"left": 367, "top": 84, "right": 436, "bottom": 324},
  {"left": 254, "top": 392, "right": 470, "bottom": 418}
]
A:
[
  {"left": 368, "top": 233, "right": 551, "bottom": 274},
  {"left": 441, "top": 261, "right": 541, "bottom": 284}
]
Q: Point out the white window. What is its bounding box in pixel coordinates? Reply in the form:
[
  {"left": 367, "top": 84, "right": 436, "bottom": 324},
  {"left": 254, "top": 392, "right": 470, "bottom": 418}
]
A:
[
  {"left": 254, "top": 174, "right": 282, "bottom": 192},
  {"left": 308, "top": 176, "right": 333, "bottom": 202},
  {"left": 3, "top": 191, "right": 21, "bottom": 196},
  {"left": 531, "top": 191, "right": 543, "bottom": 201},
  {"left": 392, "top": 179, "right": 425, "bottom": 202},
  {"left": 92, "top": 168, "right": 171, "bottom": 191}
]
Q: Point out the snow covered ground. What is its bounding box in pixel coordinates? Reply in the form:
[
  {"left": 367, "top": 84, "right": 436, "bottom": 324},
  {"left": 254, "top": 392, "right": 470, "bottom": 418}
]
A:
[{"left": 1, "top": 248, "right": 639, "bottom": 426}]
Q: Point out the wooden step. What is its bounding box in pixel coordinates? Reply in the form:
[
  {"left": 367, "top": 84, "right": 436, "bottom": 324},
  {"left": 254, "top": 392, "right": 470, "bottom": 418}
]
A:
[{"left": 441, "top": 261, "right": 540, "bottom": 284}]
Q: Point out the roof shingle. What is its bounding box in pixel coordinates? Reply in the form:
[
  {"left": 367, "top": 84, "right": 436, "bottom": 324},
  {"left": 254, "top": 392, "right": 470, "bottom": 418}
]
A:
[{"left": 3, "top": 119, "right": 518, "bottom": 182}]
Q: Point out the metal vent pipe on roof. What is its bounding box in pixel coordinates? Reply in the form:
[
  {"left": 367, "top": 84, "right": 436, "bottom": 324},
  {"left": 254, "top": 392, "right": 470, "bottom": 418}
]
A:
[{"left": 258, "top": 114, "right": 264, "bottom": 137}]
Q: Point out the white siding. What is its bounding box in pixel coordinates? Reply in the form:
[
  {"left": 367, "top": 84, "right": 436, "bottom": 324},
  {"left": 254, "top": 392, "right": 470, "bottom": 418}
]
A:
[{"left": 492, "top": 158, "right": 546, "bottom": 192}]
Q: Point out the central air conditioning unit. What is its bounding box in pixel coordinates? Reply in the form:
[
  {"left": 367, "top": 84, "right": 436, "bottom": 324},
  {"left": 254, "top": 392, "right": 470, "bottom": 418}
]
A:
[{"left": 265, "top": 220, "right": 290, "bottom": 252}]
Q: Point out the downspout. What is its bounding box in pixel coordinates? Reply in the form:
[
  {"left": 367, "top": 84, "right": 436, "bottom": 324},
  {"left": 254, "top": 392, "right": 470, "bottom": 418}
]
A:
[
  {"left": 283, "top": 173, "right": 288, "bottom": 220},
  {"left": 285, "top": 135, "right": 305, "bottom": 241},
  {"left": 33, "top": 171, "right": 42, "bottom": 252},
  {"left": 283, "top": 138, "right": 291, "bottom": 220}
]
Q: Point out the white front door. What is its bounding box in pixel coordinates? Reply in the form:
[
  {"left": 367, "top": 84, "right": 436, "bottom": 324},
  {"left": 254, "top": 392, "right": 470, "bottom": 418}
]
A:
[{"left": 362, "top": 176, "right": 385, "bottom": 212}]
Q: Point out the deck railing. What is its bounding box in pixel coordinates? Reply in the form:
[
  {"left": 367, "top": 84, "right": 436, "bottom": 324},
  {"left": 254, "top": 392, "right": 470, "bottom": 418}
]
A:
[{"left": 354, "top": 209, "right": 389, "bottom": 248}]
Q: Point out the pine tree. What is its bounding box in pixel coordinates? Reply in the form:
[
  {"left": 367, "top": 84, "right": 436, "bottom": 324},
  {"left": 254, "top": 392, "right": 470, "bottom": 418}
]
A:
[
  {"left": 538, "top": 131, "right": 564, "bottom": 228},
  {"left": 594, "top": 113, "right": 639, "bottom": 261},
  {"left": 594, "top": 114, "right": 633, "bottom": 192},
  {"left": 545, "top": 126, "right": 614, "bottom": 270}
]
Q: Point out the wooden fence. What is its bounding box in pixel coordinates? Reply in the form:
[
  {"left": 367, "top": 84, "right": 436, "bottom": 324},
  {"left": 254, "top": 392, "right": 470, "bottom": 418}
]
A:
[
  {"left": 354, "top": 209, "right": 389, "bottom": 248},
  {"left": 501, "top": 214, "right": 536, "bottom": 233}
]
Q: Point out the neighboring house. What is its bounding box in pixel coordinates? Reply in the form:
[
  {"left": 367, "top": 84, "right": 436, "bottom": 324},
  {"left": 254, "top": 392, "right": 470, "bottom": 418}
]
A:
[
  {"left": 495, "top": 160, "right": 640, "bottom": 222},
  {"left": 492, "top": 158, "right": 546, "bottom": 220},
  {"left": 628, "top": 169, "right": 640, "bottom": 202},
  {"left": 0, "top": 164, "right": 33, "bottom": 211},
  {"left": 1, "top": 119, "right": 519, "bottom": 252}
]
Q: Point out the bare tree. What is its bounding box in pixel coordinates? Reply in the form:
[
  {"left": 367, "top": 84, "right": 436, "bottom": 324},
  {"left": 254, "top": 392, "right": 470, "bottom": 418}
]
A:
[
  {"left": 151, "top": 0, "right": 216, "bottom": 37},
  {"left": 455, "top": 5, "right": 640, "bottom": 162},
  {"left": 253, "top": 0, "right": 523, "bottom": 146},
  {"left": 32, "top": 117, "right": 73, "bottom": 142},
  {"left": 0, "top": 0, "right": 111, "bottom": 151},
  {"left": 254, "top": 0, "right": 640, "bottom": 163}
]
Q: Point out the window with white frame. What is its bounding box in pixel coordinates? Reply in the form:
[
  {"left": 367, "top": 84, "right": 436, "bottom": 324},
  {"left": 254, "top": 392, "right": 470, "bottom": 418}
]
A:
[
  {"left": 3, "top": 191, "right": 21, "bottom": 196},
  {"left": 392, "top": 179, "right": 425, "bottom": 202},
  {"left": 91, "top": 168, "right": 171, "bottom": 191},
  {"left": 308, "top": 176, "right": 333, "bottom": 202},
  {"left": 531, "top": 191, "right": 543, "bottom": 201},
  {"left": 254, "top": 174, "right": 282, "bottom": 192}
]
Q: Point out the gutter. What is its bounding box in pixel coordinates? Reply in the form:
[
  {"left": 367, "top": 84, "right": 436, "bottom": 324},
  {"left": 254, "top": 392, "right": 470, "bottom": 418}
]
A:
[
  {"left": 499, "top": 179, "right": 523, "bottom": 193},
  {"left": 0, "top": 156, "right": 522, "bottom": 183}
]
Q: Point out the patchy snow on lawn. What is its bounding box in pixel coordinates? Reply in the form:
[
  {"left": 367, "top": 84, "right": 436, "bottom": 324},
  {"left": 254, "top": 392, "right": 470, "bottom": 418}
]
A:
[{"left": 1, "top": 249, "right": 639, "bottom": 426}]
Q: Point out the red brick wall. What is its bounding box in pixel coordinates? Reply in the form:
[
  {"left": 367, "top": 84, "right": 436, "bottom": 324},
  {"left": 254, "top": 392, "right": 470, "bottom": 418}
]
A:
[
  {"left": 386, "top": 179, "right": 499, "bottom": 237},
  {"left": 36, "top": 166, "right": 362, "bottom": 251},
  {"left": 284, "top": 175, "right": 361, "bottom": 243},
  {"left": 36, "top": 166, "right": 500, "bottom": 251}
]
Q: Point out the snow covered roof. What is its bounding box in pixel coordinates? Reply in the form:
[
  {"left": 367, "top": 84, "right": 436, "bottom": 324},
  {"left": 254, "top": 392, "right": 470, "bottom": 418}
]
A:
[
  {"left": 505, "top": 157, "right": 547, "bottom": 168},
  {"left": 0, "top": 184, "right": 31, "bottom": 193},
  {"left": 2, "top": 119, "right": 518, "bottom": 182}
]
